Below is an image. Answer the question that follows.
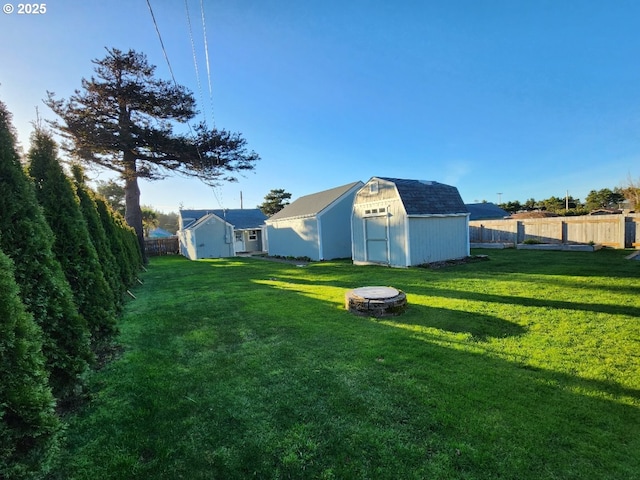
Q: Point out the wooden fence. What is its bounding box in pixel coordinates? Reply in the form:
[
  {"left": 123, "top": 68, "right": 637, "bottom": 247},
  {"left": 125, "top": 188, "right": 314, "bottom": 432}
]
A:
[
  {"left": 144, "top": 237, "right": 179, "bottom": 256},
  {"left": 470, "top": 214, "right": 640, "bottom": 248}
]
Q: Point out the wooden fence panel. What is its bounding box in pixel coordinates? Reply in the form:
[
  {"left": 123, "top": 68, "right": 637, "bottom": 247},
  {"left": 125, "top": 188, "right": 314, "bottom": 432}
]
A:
[
  {"left": 626, "top": 214, "right": 640, "bottom": 248},
  {"left": 144, "top": 237, "right": 179, "bottom": 256},
  {"left": 470, "top": 214, "right": 635, "bottom": 248}
]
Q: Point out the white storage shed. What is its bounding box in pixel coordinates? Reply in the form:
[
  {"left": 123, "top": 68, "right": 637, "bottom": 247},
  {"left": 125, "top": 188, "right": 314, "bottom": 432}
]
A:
[
  {"left": 351, "top": 177, "right": 470, "bottom": 267},
  {"left": 265, "top": 181, "right": 363, "bottom": 261}
]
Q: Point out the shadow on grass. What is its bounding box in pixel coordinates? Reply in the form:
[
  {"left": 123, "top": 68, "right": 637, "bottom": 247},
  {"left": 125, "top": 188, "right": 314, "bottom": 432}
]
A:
[
  {"left": 261, "top": 267, "right": 640, "bottom": 320},
  {"left": 52, "top": 256, "right": 640, "bottom": 480},
  {"left": 393, "top": 303, "right": 527, "bottom": 340}
]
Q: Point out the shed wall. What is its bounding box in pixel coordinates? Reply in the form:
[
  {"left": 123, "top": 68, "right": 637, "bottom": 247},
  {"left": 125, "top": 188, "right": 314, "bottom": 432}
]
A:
[
  {"left": 193, "top": 218, "right": 234, "bottom": 259},
  {"left": 266, "top": 217, "right": 320, "bottom": 260},
  {"left": 319, "top": 194, "right": 357, "bottom": 259},
  {"left": 408, "top": 216, "right": 469, "bottom": 265}
]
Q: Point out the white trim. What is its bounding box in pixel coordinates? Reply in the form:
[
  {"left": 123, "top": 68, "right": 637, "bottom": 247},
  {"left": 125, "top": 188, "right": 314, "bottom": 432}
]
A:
[
  {"left": 317, "top": 217, "right": 323, "bottom": 260},
  {"left": 404, "top": 213, "right": 411, "bottom": 267}
]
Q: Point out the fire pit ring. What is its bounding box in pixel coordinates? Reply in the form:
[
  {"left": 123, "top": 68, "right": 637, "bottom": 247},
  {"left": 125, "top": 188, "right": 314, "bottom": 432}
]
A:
[{"left": 345, "top": 286, "right": 407, "bottom": 317}]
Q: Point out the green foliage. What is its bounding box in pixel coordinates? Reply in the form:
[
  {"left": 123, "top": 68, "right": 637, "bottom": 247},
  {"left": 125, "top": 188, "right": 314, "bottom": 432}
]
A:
[
  {"left": 0, "top": 101, "right": 91, "bottom": 400},
  {"left": 72, "top": 165, "right": 124, "bottom": 314},
  {"left": 0, "top": 247, "right": 62, "bottom": 480},
  {"left": 141, "top": 206, "right": 159, "bottom": 237},
  {"left": 156, "top": 210, "right": 179, "bottom": 234},
  {"left": 95, "top": 179, "right": 125, "bottom": 216},
  {"left": 94, "top": 196, "right": 141, "bottom": 289},
  {"left": 258, "top": 188, "right": 292, "bottom": 216},
  {"left": 52, "top": 251, "right": 640, "bottom": 479},
  {"left": 46, "top": 47, "right": 260, "bottom": 254},
  {"left": 28, "top": 131, "right": 118, "bottom": 348},
  {"left": 585, "top": 188, "right": 626, "bottom": 211}
]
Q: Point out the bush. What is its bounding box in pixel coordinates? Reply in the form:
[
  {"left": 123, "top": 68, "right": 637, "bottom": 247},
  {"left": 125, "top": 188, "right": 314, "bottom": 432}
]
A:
[
  {"left": 0, "top": 101, "right": 91, "bottom": 399},
  {"left": 28, "top": 131, "right": 118, "bottom": 347},
  {"left": 0, "top": 246, "right": 61, "bottom": 480}
]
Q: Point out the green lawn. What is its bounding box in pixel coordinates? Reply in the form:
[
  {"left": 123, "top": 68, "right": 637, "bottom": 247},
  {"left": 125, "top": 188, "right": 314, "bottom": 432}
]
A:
[{"left": 51, "top": 249, "right": 640, "bottom": 479}]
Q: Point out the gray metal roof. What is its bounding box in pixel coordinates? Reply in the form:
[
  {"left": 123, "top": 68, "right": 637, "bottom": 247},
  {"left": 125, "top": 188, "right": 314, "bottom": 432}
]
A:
[
  {"left": 376, "top": 177, "right": 468, "bottom": 215},
  {"left": 466, "top": 203, "right": 510, "bottom": 220},
  {"left": 180, "top": 208, "right": 266, "bottom": 230},
  {"left": 267, "top": 181, "right": 363, "bottom": 221}
]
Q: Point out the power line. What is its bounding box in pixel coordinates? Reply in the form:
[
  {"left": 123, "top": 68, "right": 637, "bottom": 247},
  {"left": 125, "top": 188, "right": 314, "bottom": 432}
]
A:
[
  {"left": 200, "top": 0, "right": 215, "bottom": 127},
  {"left": 185, "top": 0, "right": 206, "bottom": 123},
  {"left": 145, "top": 0, "right": 178, "bottom": 86},
  {"left": 145, "top": 0, "right": 224, "bottom": 210}
]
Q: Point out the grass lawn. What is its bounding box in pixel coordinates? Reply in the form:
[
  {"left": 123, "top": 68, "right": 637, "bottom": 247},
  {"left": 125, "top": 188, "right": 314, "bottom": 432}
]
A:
[{"left": 51, "top": 249, "right": 640, "bottom": 479}]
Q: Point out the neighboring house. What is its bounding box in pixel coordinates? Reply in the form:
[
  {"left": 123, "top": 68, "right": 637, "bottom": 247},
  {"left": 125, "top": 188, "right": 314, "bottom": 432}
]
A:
[
  {"left": 351, "top": 177, "right": 470, "bottom": 267},
  {"left": 178, "top": 208, "right": 267, "bottom": 260},
  {"left": 147, "top": 227, "right": 175, "bottom": 238},
  {"left": 466, "top": 202, "right": 510, "bottom": 221},
  {"left": 265, "top": 181, "right": 364, "bottom": 261}
]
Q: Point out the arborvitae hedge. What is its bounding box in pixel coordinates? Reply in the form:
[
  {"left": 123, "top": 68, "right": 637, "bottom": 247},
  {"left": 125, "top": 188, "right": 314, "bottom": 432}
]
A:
[
  {"left": 0, "top": 101, "right": 91, "bottom": 399},
  {"left": 71, "top": 165, "right": 124, "bottom": 314},
  {"left": 95, "top": 195, "right": 140, "bottom": 288},
  {"left": 0, "top": 246, "right": 61, "bottom": 480},
  {"left": 28, "top": 131, "right": 118, "bottom": 347}
]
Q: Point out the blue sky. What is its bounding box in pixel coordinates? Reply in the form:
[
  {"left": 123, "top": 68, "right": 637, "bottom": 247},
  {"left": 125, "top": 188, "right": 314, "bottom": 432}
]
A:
[{"left": 2, "top": 0, "right": 639, "bottom": 212}]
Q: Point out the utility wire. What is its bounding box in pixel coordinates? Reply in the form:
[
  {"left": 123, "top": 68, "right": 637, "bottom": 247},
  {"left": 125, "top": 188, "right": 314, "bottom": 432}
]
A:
[
  {"left": 185, "top": 0, "right": 206, "bottom": 125},
  {"left": 145, "top": 0, "right": 224, "bottom": 210},
  {"left": 200, "top": 0, "right": 216, "bottom": 128}
]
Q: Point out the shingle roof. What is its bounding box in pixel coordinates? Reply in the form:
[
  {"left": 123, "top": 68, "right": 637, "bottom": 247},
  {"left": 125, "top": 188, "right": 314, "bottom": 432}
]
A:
[
  {"left": 465, "top": 203, "right": 510, "bottom": 221},
  {"left": 267, "top": 181, "right": 363, "bottom": 221},
  {"left": 181, "top": 208, "right": 266, "bottom": 230},
  {"left": 377, "top": 177, "right": 468, "bottom": 215}
]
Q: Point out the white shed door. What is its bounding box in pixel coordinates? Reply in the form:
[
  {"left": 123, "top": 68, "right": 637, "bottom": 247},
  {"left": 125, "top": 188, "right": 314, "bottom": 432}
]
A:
[{"left": 365, "top": 216, "right": 389, "bottom": 264}]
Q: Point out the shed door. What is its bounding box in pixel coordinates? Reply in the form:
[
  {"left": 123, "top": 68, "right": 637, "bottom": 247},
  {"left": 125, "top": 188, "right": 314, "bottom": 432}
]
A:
[{"left": 365, "top": 216, "right": 389, "bottom": 264}]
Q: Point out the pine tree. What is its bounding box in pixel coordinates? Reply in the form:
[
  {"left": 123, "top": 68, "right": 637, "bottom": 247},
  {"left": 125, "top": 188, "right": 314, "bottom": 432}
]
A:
[
  {"left": 46, "top": 48, "right": 259, "bottom": 257},
  {"left": 0, "top": 246, "right": 61, "bottom": 480},
  {"left": 0, "top": 100, "right": 91, "bottom": 399},
  {"left": 28, "top": 130, "right": 118, "bottom": 347}
]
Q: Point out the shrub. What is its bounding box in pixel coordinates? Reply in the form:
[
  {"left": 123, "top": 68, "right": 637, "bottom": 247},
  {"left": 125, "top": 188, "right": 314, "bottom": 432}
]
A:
[
  {"left": 28, "top": 131, "right": 118, "bottom": 347},
  {"left": 0, "top": 101, "right": 91, "bottom": 399},
  {"left": 0, "top": 246, "right": 62, "bottom": 480}
]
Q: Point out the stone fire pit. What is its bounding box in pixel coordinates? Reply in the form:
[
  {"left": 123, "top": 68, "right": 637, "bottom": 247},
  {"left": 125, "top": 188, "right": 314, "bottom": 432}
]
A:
[{"left": 345, "top": 286, "right": 407, "bottom": 317}]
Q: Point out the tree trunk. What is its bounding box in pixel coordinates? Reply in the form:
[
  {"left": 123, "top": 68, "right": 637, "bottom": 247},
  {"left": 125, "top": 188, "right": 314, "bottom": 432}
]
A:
[{"left": 123, "top": 155, "right": 146, "bottom": 262}]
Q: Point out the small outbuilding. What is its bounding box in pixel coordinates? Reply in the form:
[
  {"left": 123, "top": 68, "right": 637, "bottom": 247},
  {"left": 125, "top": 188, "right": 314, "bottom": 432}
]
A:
[
  {"left": 265, "top": 181, "right": 364, "bottom": 261},
  {"left": 178, "top": 208, "right": 267, "bottom": 260},
  {"left": 466, "top": 202, "right": 510, "bottom": 221},
  {"left": 351, "top": 177, "right": 470, "bottom": 267}
]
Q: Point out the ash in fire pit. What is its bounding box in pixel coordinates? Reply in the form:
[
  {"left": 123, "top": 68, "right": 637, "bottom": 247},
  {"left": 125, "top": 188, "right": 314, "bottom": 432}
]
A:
[{"left": 345, "top": 286, "right": 407, "bottom": 317}]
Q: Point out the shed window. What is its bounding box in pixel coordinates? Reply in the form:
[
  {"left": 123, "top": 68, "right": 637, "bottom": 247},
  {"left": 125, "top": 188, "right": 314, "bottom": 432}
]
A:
[
  {"left": 369, "top": 181, "right": 379, "bottom": 194},
  {"left": 248, "top": 230, "right": 258, "bottom": 241}
]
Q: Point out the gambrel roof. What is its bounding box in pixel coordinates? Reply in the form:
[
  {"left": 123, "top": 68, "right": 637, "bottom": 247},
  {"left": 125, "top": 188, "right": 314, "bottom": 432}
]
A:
[
  {"left": 267, "top": 181, "right": 363, "bottom": 221},
  {"left": 376, "top": 177, "right": 468, "bottom": 215}
]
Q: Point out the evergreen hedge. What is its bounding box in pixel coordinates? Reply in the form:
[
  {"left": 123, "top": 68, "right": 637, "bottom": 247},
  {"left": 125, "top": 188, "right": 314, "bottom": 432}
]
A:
[
  {"left": 0, "top": 101, "right": 91, "bottom": 399},
  {"left": 0, "top": 246, "right": 61, "bottom": 480},
  {"left": 28, "top": 131, "right": 118, "bottom": 347},
  {"left": 71, "top": 165, "right": 124, "bottom": 314}
]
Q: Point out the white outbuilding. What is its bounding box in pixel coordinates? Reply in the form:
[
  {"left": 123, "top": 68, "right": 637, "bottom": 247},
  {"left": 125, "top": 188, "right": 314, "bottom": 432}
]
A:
[
  {"left": 351, "top": 177, "right": 470, "bottom": 267},
  {"left": 265, "top": 181, "right": 363, "bottom": 261}
]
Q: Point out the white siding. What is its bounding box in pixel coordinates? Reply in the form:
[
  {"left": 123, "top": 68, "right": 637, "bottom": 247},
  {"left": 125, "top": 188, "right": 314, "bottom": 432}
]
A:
[
  {"left": 318, "top": 194, "right": 356, "bottom": 260},
  {"left": 408, "top": 215, "right": 469, "bottom": 265},
  {"left": 266, "top": 217, "right": 320, "bottom": 260},
  {"left": 179, "top": 215, "right": 235, "bottom": 259}
]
